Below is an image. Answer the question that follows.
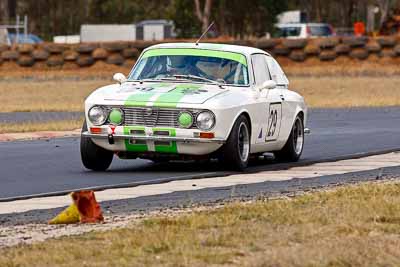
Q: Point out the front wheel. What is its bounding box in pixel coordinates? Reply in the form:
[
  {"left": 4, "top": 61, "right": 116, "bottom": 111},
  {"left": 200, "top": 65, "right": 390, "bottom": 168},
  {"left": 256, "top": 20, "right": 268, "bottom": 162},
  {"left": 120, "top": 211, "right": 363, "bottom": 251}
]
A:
[
  {"left": 220, "top": 115, "right": 251, "bottom": 171},
  {"left": 80, "top": 121, "right": 114, "bottom": 171},
  {"left": 274, "top": 115, "right": 304, "bottom": 162}
]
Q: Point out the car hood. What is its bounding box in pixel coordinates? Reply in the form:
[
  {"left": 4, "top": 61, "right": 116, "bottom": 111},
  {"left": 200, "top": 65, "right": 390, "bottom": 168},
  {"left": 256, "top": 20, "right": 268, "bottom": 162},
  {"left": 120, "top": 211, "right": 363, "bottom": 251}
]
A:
[{"left": 100, "top": 82, "right": 229, "bottom": 107}]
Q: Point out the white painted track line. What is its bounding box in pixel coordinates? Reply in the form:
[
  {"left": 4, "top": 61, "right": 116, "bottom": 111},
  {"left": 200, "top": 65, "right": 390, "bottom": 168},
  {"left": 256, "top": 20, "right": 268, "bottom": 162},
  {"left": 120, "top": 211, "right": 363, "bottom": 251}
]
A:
[{"left": 0, "top": 152, "right": 399, "bottom": 215}]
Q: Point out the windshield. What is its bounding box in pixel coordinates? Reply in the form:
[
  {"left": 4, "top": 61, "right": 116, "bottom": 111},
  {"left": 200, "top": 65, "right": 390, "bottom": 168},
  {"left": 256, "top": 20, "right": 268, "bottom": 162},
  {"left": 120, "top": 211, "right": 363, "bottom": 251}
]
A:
[{"left": 129, "top": 48, "right": 249, "bottom": 86}]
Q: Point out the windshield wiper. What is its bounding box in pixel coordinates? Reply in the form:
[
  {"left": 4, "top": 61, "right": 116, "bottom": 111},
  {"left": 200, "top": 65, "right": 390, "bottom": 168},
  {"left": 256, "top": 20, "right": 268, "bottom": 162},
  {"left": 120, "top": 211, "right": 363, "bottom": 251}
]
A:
[
  {"left": 172, "top": 74, "right": 223, "bottom": 86},
  {"left": 158, "top": 76, "right": 189, "bottom": 82}
]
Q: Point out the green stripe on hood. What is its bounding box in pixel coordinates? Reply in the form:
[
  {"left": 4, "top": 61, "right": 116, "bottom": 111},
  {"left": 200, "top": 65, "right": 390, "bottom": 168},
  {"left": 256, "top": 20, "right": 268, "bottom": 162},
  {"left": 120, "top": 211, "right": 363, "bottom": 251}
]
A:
[
  {"left": 125, "top": 93, "right": 155, "bottom": 107},
  {"left": 142, "top": 48, "right": 248, "bottom": 66},
  {"left": 124, "top": 83, "right": 169, "bottom": 107},
  {"left": 153, "top": 84, "right": 202, "bottom": 108}
]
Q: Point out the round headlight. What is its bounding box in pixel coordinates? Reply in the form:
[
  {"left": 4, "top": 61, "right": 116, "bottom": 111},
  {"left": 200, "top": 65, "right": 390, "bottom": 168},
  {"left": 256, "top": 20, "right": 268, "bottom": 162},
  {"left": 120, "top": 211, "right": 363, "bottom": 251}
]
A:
[
  {"left": 196, "top": 111, "right": 215, "bottom": 131},
  {"left": 88, "top": 106, "right": 107, "bottom": 126},
  {"left": 178, "top": 112, "right": 193, "bottom": 128},
  {"left": 109, "top": 108, "right": 124, "bottom": 125}
]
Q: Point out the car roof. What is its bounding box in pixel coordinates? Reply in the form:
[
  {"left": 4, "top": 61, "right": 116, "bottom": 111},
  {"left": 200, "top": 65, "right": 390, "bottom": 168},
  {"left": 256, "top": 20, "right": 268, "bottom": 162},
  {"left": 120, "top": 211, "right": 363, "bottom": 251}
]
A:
[{"left": 145, "top": 42, "right": 270, "bottom": 56}]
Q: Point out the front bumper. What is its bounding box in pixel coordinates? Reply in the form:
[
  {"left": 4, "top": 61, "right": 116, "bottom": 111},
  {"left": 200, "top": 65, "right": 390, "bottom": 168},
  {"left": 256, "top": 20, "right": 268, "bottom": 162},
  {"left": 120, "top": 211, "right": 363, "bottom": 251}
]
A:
[{"left": 82, "top": 131, "right": 226, "bottom": 144}]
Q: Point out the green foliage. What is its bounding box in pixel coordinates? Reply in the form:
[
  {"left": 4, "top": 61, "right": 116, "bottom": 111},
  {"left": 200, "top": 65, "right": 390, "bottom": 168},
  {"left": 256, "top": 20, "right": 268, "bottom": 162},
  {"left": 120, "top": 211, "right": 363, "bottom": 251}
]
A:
[
  {"left": 13, "top": 0, "right": 286, "bottom": 40},
  {"left": 166, "top": 0, "right": 201, "bottom": 38}
]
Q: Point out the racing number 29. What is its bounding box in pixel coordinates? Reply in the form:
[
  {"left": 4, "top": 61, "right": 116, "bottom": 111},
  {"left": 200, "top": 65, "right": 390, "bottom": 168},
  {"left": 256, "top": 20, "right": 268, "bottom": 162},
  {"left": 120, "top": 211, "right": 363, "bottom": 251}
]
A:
[
  {"left": 267, "top": 109, "right": 278, "bottom": 137},
  {"left": 265, "top": 103, "right": 281, "bottom": 141}
]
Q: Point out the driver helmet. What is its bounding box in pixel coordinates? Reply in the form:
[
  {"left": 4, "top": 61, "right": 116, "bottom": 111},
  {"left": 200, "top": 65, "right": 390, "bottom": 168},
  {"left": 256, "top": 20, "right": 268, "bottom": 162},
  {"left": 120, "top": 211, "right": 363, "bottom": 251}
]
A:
[{"left": 168, "top": 56, "right": 187, "bottom": 69}]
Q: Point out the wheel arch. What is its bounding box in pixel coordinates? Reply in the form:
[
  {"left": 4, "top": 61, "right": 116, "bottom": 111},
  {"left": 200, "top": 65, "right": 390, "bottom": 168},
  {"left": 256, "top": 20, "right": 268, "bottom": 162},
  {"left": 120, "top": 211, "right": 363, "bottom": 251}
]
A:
[
  {"left": 290, "top": 105, "right": 306, "bottom": 130},
  {"left": 226, "top": 109, "right": 252, "bottom": 140},
  {"left": 297, "top": 110, "right": 304, "bottom": 123}
]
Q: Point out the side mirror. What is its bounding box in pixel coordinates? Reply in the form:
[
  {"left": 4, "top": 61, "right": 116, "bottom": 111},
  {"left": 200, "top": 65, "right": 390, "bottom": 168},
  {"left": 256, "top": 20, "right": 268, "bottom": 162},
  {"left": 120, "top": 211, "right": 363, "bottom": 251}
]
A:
[
  {"left": 113, "top": 73, "right": 127, "bottom": 84},
  {"left": 261, "top": 80, "right": 277, "bottom": 90}
]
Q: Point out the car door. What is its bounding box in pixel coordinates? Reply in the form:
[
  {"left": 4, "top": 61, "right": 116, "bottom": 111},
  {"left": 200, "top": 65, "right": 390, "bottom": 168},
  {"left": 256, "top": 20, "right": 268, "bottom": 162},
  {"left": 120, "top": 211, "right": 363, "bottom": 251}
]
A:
[
  {"left": 251, "top": 54, "right": 283, "bottom": 144},
  {"left": 265, "top": 56, "right": 291, "bottom": 139}
]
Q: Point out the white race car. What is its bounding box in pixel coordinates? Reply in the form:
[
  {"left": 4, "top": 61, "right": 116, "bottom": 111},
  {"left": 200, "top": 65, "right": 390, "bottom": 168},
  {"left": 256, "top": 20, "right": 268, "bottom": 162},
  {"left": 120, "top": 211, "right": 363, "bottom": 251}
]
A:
[{"left": 81, "top": 43, "right": 309, "bottom": 171}]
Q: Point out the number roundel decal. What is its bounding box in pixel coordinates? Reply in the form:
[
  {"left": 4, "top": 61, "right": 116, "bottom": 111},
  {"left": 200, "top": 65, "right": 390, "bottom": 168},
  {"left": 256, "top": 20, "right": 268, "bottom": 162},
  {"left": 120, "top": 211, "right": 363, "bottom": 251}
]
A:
[
  {"left": 267, "top": 109, "right": 278, "bottom": 137},
  {"left": 265, "top": 103, "right": 282, "bottom": 142}
]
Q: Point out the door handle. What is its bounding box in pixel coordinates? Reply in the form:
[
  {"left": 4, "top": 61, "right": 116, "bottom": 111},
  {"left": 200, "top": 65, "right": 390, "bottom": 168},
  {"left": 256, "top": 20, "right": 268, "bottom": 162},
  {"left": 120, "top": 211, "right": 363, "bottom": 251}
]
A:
[{"left": 280, "top": 94, "right": 285, "bottom": 101}]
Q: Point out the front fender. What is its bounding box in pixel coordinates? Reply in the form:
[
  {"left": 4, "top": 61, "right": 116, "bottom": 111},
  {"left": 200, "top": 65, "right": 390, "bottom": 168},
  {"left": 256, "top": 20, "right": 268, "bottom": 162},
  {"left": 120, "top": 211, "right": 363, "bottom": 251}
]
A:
[{"left": 225, "top": 108, "right": 251, "bottom": 140}]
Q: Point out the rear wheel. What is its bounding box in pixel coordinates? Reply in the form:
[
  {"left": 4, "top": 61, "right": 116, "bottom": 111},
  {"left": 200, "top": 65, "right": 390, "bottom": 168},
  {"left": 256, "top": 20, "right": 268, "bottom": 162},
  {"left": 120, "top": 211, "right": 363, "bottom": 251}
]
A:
[
  {"left": 220, "top": 115, "right": 251, "bottom": 171},
  {"left": 274, "top": 115, "right": 304, "bottom": 162},
  {"left": 80, "top": 121, "right": 113, "bottom": 171}
]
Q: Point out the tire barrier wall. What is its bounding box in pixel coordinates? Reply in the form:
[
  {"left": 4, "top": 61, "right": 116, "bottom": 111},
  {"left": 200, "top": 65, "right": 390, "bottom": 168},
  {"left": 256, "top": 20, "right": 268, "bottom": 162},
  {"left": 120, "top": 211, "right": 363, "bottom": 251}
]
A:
[{"left": 0, "top": 36, "right": 399, "bottom": 68}]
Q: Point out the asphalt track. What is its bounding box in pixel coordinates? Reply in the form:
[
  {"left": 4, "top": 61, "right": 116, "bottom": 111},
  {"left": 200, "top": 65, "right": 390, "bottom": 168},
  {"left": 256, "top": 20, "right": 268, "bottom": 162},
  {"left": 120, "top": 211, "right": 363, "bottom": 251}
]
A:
[
  {"left": 1, "top": 107, "right": 399, "bottom": 200},
  {"left": 0, "top": 112, "right": 83, "bottom": 123}
]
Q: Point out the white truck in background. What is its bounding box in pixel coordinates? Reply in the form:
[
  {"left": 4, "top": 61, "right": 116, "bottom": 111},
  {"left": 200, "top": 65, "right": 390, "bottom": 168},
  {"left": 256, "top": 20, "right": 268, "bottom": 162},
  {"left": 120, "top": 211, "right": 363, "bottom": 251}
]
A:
[
  {"left": 80, "top": 21, "right": 174, "bottom": 42},
  {"left": 80, "top": 24, "right": 136, "bottom": 42},
  {"left": 274, "top": 10, "right": 334, "bottom": 39}
]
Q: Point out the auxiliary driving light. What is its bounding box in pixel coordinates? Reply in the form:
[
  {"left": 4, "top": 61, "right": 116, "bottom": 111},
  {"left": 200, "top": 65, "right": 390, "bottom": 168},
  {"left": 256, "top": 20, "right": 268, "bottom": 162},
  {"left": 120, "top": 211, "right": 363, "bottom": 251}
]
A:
[
  {"left": 178, "top": 112, "right": 194, "bottom": 128},
  {"left": 109, "top": 108, "right": 124, "bottom": 125}
]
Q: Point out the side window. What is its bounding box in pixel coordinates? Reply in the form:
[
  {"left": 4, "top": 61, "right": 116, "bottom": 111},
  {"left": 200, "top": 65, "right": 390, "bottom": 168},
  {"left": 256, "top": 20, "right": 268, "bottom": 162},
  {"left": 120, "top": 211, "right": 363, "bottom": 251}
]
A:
[
  {"left": 266, "top": 57, "right": 289, "bottom": 86},
  {"left": 251, "top": 54, "right": 271, "bottom": 85}
]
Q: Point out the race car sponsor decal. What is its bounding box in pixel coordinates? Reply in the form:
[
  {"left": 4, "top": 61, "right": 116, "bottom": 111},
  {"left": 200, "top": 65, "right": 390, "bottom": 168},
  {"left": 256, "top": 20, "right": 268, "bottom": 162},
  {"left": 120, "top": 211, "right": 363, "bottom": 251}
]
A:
[
  {"left": 265, "top": 103, "right": 282, "bottom": 142},
  {"left": 258, "top": 128, "right": 263, "bottom": 139}
]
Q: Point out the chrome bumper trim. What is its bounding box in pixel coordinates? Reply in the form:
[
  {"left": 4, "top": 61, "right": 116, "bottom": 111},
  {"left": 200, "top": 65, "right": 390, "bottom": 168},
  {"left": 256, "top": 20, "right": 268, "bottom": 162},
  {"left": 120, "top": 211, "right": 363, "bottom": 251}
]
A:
[
  {"left": 82, "top": 131, "right": 226, "bottom": 144},
  {"left": 304, "top": 128, "right": 311, "bottom": 134}
]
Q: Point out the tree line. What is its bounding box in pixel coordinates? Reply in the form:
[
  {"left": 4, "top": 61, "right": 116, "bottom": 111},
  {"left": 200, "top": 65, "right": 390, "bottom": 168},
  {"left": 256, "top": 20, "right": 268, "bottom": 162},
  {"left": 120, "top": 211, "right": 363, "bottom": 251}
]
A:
[{"left": 0, "top": 0, "right": 399, "bottom": 40}]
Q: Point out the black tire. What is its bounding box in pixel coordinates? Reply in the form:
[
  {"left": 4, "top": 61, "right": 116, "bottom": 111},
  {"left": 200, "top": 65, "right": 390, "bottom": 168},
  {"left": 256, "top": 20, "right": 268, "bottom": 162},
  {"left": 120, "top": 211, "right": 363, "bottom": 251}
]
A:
[
  {"left": 274, "top": 115, "right": 304, "bottom": 162},
  {"left": 220, "top": 115, "right": 251, "bottom": 171},
  {"left": 80, "top": 121, "right": 113, "bottom": 171}
]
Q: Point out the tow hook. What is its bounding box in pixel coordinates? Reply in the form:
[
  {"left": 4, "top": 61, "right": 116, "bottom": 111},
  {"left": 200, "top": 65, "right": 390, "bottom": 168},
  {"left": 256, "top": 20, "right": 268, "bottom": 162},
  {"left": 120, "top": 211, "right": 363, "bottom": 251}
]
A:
[
  {"left": 108, "top": 134, "right": 115, "bottom": 145},
  {"left": 108, "top": 126, "right": 116, "bottom": 144}
]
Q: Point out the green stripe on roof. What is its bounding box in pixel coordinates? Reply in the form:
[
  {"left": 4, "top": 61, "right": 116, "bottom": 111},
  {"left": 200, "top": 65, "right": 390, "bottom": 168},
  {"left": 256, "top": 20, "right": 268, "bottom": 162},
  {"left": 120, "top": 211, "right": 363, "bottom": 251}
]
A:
[{"left": 142, "top": 48, "right": 247, "bottom": 66}]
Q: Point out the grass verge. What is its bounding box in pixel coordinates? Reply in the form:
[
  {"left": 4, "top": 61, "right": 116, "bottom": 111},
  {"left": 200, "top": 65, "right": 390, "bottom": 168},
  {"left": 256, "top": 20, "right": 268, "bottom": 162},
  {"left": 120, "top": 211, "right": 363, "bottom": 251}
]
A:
[
  {"left": 2, "top": 76, "right": 400, "bottom": 113},
  {"left": 0, "top": 119, "right": 83, "bottom": 134},
  {"left": 1, "top": 182, "right": 400, "bottom": 266},
  {"left": 291, "top": 76, "right": 400, "bottom": 108},
  {"left": 0, "top": 80, "right": 106, "bottom": 112}
]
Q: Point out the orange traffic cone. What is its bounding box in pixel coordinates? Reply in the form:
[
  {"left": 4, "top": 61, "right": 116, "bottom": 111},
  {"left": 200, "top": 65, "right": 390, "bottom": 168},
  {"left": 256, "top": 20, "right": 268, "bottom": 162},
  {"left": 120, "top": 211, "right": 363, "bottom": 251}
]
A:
[
  {"left": 48, "top": 190, "right": 104, "bottom": 224},
  {"left": 71, "top": 190, "right": 104, "bottom": 223}
]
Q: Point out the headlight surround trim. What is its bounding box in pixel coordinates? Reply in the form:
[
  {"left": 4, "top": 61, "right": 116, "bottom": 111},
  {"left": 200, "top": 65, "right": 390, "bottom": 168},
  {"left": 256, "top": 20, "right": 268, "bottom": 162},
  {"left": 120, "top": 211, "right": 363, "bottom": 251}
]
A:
[
  {"left": 88, "top": 106, "right": 108, "bottom": 126},
  {"left": 196, "top": 110, "right": 216, "bottom": 131}
]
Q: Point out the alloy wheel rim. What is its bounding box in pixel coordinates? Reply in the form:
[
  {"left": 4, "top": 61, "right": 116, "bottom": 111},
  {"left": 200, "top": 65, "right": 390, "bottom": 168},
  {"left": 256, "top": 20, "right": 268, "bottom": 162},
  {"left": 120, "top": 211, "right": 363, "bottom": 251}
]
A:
[
  {"left": 293, "top": 118, "right": 304, "bottom": 155},
  {"left": 238, "top": 122, "right": 250, "bottom": 162}
]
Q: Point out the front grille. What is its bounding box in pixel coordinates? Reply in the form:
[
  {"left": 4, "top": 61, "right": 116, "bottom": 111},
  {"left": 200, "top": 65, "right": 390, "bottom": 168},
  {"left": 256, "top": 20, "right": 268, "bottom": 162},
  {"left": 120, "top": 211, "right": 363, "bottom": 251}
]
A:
[{"left": 105, "top": 106, "right": 199, "bottom": 129}]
